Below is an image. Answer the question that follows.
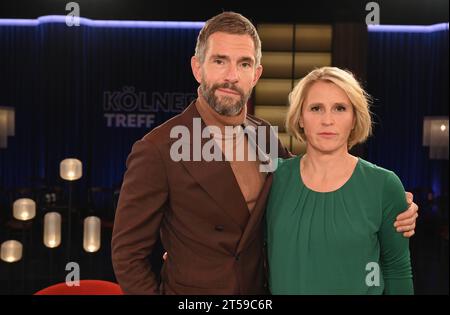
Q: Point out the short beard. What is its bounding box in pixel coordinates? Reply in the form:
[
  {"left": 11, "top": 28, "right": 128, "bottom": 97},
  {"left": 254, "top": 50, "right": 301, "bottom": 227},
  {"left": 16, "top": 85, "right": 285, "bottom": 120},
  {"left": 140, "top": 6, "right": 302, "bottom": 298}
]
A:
[{"left": 200, "top": 81, "right": 250, "bottom": 116}]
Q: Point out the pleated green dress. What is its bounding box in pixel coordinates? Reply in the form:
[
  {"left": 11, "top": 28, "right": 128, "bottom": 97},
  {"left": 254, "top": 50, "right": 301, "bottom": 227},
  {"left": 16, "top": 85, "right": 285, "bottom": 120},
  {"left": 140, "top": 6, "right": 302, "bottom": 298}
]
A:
[{"left": 266, "top": 155, "right": 413, "bottom": 294}]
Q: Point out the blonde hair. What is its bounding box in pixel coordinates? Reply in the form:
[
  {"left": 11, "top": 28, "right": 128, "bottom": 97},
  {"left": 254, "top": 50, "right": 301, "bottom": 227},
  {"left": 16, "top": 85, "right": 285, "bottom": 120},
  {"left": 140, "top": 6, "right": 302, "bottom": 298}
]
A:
[
  {"left": 286, "top": 66, "right": 372, "bottom": 149},
  {"left": 195, "top": 12, "right": 261, "bottom": 67}
]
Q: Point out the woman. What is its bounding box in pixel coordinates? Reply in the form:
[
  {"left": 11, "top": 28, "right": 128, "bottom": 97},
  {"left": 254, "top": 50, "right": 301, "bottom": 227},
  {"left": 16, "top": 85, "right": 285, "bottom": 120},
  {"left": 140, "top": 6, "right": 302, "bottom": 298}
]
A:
[{"left": 266, "top": 67, "right": 413, "bottom": 294}]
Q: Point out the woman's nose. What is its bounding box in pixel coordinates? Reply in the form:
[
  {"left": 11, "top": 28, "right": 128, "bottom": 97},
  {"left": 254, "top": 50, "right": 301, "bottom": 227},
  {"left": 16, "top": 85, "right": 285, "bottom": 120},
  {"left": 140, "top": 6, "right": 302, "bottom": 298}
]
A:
[{"left": 321, "top": 111, "right": 334, "bottom": 125}]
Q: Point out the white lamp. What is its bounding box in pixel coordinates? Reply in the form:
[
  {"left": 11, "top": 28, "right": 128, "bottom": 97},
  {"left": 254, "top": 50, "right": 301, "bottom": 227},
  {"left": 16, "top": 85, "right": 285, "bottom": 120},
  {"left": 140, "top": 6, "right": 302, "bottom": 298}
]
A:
[
  {"left": 423, "top": 116, "right": 449, "bottom": 159},
  {"left": 0, "top": 106, "right": 15, "bottom": 149},
  {"left": 13, "top": 198, "right": 36, "bottom": 221},
  {"left": 59, "top": 158, "right": 82, "bottom": 260},
  {"left": 43, "top": 212, "right": 62, "bottom": 248},
  {"left": 60, "top": 158, "right": 82, "bottom": 181},
  {"left": 1, "top": 240, "right": 22, "bottom": 263},
  {"left": 83, "top": 216, "right": 101, "bottom": 253}
]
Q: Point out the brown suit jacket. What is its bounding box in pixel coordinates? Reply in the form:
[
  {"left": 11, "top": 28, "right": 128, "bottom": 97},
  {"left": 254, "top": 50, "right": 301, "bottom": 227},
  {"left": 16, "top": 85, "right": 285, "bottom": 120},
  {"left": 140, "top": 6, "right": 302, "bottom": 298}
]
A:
[{"left": 111, "top": 100, "right": 291, "bottom": 294}]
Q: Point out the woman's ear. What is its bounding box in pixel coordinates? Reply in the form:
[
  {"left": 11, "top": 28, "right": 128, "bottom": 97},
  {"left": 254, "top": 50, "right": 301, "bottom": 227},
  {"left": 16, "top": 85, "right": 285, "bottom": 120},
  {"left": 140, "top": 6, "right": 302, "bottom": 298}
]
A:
[{"left": 299, "top": 116, "right": 304, "bottom": 129}]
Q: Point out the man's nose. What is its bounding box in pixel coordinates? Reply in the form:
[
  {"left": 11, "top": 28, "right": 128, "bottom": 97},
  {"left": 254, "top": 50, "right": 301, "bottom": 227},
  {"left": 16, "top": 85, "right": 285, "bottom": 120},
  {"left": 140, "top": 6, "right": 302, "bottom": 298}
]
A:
[{"left": 224, "top": 64, "right": 239, "bottom": 83}]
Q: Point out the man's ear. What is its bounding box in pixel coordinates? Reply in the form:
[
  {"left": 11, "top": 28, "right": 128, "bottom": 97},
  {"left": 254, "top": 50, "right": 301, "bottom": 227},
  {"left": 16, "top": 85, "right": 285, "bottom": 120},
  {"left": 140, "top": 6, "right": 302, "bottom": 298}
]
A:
[
  {"left": 191, "top": 56, "right": 202, "bottom": 84},
  {"left": 252, "top": 64, "right": 263, "bottom": 87}
]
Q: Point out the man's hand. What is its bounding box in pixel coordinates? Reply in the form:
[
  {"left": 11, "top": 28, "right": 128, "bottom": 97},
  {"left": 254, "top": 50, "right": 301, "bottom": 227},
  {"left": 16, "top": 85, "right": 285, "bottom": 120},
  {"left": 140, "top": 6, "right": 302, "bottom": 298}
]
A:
[{"left": 394, "top": 192, "right": 419, "bottom": 238}]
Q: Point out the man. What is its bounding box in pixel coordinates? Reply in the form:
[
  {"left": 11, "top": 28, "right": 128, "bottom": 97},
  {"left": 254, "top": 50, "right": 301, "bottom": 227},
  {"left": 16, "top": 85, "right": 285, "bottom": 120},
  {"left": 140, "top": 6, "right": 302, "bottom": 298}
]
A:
[{"left": 111, "top": 12, "right": 418, "bottom": 295}]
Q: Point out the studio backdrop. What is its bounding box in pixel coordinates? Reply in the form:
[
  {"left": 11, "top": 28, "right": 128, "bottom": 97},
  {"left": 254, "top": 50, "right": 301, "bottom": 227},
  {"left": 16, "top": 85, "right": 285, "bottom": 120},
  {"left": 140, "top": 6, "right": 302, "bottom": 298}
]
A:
[{"left": 0, "top": 17, "right": 202, "bottom": 201}]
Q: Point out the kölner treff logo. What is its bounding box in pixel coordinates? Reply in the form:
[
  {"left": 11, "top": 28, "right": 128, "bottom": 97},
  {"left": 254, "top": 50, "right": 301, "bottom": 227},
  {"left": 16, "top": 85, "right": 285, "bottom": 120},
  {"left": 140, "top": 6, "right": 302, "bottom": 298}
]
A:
[
  {"left": 169, "top": 118, "right": 280, "bottom": 173},
  {"left": 103, "top": 87, "right": 195, "bottom": 128}
]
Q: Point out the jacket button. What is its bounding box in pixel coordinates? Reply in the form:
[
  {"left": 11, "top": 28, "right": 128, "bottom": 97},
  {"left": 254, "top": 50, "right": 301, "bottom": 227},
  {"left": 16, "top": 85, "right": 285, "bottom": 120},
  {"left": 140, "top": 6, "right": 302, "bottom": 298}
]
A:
[
  {"left": 215, "top": 225, "right": 224, "bottom": 231},
  {"left": 235, "top": 254, "right": 240, "bottom": 261}
]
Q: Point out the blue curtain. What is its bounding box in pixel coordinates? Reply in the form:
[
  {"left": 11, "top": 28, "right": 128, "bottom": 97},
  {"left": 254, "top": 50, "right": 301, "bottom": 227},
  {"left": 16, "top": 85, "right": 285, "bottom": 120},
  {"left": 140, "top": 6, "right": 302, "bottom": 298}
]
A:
[
  {"left": 366, "top": 26, "right": 449, "bottom": 197},
  {"left": 0, "top": 19, "right": 201, "bottom": 206}
]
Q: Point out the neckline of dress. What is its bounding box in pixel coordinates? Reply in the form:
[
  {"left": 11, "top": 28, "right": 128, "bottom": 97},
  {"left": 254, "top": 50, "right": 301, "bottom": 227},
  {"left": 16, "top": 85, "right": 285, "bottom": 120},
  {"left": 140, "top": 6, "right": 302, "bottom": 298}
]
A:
[{"left": 296, "top": 154, "right": 361, "bottom": 194}]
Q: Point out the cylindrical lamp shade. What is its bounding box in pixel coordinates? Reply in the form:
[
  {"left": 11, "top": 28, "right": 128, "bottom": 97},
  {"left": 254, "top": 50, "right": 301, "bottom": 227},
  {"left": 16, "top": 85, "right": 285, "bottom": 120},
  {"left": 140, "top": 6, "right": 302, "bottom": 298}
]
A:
[
  {"left": 83, "top": 216, "right": 101, "bottom": 253},
  {"left": 1, "top": 240, "right": 22, "bottom": 263},
  {"left": 60, "top": 158, "right": 82, "bottom": 181},
  {"left": 13, "top": 198, "right": 36, "bottom": 221},
  {"left": 44, "top": 212, "right": 62, "bottom": 248}
]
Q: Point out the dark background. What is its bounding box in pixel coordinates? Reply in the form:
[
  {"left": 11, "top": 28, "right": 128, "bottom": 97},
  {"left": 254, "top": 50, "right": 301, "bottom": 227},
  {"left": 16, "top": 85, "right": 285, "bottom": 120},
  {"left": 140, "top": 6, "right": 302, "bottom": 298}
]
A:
[{"left": 0, "top": 0, "right": 448, "bottom": 24}]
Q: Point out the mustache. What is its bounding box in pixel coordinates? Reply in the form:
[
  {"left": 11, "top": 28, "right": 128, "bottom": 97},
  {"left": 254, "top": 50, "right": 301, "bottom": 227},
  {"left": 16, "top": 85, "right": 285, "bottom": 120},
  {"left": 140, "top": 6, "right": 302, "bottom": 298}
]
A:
[{"left": 211, "top": 83, "right": 244, "bottom": 96}]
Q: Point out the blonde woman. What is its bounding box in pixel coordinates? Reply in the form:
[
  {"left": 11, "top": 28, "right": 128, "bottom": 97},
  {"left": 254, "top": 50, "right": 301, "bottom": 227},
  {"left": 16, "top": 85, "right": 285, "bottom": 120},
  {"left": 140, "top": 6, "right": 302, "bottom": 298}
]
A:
[{"left": 266, "top": 67, "right": 413, "bottom": 294}]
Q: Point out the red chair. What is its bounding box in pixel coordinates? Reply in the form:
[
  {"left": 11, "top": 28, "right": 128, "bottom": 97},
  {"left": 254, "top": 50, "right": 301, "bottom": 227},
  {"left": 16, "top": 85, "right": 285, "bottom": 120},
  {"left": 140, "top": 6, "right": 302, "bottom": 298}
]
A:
[{"left": 34, "top": 280, "right": 123, "bottom": 295}]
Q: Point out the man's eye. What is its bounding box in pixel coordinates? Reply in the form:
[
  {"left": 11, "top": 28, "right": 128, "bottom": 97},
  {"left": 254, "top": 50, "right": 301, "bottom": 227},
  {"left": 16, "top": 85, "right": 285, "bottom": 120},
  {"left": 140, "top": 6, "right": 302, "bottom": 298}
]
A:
[
  {"left": 214, "top": 59, "right": 224, "bottom": 65},
  {"left": 241, "top": 62, "right": 251, "bottom": 68}
]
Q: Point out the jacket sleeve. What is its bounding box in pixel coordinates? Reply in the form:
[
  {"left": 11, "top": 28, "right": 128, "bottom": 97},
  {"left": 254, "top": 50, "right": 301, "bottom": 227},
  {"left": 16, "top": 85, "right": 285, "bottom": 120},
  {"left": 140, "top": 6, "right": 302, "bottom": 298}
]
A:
[{"left": 111, "top": 138, "right": 168, "bottom": 294}]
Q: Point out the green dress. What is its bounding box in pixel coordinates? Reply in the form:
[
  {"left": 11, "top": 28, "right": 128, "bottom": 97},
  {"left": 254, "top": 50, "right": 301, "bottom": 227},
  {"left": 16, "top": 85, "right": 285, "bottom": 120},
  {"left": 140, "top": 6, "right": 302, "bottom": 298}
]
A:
[{"left": 266, "top": 155, "right": 413, "bottom": 295}]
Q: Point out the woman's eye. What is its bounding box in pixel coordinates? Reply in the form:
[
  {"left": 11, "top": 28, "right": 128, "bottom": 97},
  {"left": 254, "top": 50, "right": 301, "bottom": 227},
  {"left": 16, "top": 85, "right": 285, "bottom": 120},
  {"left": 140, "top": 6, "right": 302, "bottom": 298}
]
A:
[
  {"left": 335, "top": 105, "right": 347, "bottom": 112},
  {"left": 310, "top": 106, "right": 321, "bottom": 112}
]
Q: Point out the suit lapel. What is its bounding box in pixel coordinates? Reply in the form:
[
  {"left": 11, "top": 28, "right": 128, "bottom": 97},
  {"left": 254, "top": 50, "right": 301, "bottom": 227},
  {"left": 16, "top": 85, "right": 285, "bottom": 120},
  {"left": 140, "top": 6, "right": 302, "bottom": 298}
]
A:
[
  {"left": 177, "top": 102, "right": 250, "bottom": 230},
  {"left": 236, "top": 174, "right": 273, "bottom": 254},
  {"left": 236, "top": 116, "right": 277, "bottom": 253},
  {"left": 174, "top": 102, "right": 276, "bottom": 235}
]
